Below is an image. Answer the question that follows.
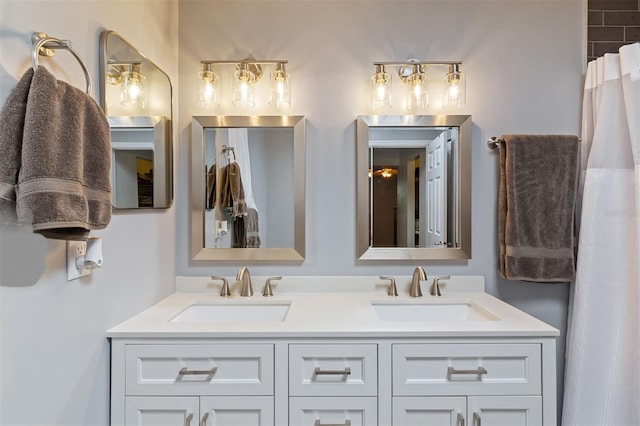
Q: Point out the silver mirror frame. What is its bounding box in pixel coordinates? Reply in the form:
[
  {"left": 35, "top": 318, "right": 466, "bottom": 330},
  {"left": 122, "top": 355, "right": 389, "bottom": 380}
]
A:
[
  {"left": 191, "top": 116, "right": 306, "bottom": 261},
  {"left": 99, "top": 30, "right": 174, "bottom": 209},
  {"left": 356, "top": 115, "right": 472, "bottom": 260}
]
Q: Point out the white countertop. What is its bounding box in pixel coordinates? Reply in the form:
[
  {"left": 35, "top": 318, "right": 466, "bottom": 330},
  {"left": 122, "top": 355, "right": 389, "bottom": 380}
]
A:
[{"left": 106, "top": 276, "right": 559, "bottom": 339}]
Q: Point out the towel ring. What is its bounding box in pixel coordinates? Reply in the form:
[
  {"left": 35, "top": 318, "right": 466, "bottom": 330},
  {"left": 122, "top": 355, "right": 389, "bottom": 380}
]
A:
[{"left": 31, "top": 32, "right": 92, "bottom": 94}]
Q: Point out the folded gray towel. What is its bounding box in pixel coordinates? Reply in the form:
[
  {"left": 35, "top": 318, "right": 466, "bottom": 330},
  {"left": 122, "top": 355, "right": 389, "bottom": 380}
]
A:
[
  {"left": 15, "top": 66, "right": 111, "bottom": 240},
  {"left": 0, "top": 68, "right": 34, "bottom": 225},
  {"left": 498, "top": 134, "right": 580, "bottom": 282}
]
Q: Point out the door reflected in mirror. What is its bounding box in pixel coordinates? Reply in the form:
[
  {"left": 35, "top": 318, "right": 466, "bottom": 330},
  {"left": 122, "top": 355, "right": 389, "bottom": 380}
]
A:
[
  {"left": 357, "top": 115, "right": 471, "bottom": 260},
  {"left": 191, "top": 116, "right": 305, "bottom": 261}
]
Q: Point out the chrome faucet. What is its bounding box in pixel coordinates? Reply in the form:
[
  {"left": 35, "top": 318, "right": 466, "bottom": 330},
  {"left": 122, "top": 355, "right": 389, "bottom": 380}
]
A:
[
  {"left": 409, "top": 267, "right": 427, "bottom": 297},
  {"left": 430, "top": 275, "right": 450, "bottom": 296},
  {"left": 237, "top": 267, "right": 253, "bottom": 297}
]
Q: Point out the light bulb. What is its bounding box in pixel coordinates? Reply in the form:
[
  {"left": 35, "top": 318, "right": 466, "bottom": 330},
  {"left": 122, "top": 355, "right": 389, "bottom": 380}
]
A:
[
  {"left": 443, "top": 65, "right": 466, "bottom": 109},
  {"left": 197, "top": 67, "right": 219, "bottom": 109},
  {"left": 233, "top": 64, "right": 256, "bottom": 108},
  {"left": 405, "top": 68, "right": 428, "bottom": 112},
  {"left": 121, "top": 68, "right": 146, "bottom": 109},
  {"left": 370, "top": 65, "right": 391, "bottom": 110},
  {"left": 270, "top": 63, "right": 291, "bottom": 108}
]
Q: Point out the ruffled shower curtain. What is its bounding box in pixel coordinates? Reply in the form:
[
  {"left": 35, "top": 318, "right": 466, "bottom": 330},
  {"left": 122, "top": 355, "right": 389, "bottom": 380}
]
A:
[{"left": 563, "top": 43, "right": 640, "bottom": 425}]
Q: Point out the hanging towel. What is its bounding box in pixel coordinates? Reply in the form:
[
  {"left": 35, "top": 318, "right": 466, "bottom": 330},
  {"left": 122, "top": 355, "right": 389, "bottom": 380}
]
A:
[
  {"left": 246, "top": 207, "right": 261, "bottom": 248},
  {"left": 498, "top": 134, "right": 580, "bottom": 282},
  {"left": 0, "top": 68, "right": 34, "bottom": 225},
  {"left": 14, "top": 66, "right": 111, "bottom": 240},
  {"left": 206, "top": 164, "right": 216, "bottom": 210}
]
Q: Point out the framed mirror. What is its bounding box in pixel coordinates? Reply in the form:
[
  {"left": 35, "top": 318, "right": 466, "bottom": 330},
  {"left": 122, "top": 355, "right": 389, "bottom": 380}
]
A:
[
  {"left": 191, "top": 116, "right": 305, "bottom": 261},
  {"left": 99, "top": 30, "right": 173, "bottom": 209},
  {"left": 356, "top": 115, "right": 471, "bottom": 260}
]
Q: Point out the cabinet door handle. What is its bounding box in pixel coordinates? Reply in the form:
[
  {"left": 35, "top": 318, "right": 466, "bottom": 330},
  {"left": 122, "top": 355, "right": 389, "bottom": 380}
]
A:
[
  {"left": 200, "top": 412, "right": 209, "bottom": 426},
  {"left": 314, "top": 421, "right": 351, "bottom": 426},
  {"left": 457, "top": 413, "right": 465, "bottom": 426},
  {"left": 313, "top": 367, "right": 351, "bottom": 375},
  {"left": 185, "top": 413, "right": 193, "bottom": 426},
  {"left": 447, "top": 366, "right": 487, "bottom": 376},
  {"left": 473, "top": 412, "right": 481, "bottom": 426},
  {"left": 178, "top": 367, "right": 218, "bottom": 376}
]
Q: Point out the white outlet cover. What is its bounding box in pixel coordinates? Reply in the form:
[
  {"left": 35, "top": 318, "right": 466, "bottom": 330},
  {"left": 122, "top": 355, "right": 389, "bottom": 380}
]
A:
[{"left": 67, "top": 241, "right": 90, "bottom": 281}]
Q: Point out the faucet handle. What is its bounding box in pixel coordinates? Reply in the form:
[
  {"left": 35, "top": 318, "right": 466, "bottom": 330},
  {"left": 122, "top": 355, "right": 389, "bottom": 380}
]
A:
[
  {"left": 430, "top": 275, "right": 451, "bottom": 297},
  {"left": 262, "top": 276, "right": 282, "bottom": 297},
  {"left": 211, "top": 276, "right": 230, "bottom": 297},
  {"left": 379, "top": 276, "right": 398, "bottom": 297}
]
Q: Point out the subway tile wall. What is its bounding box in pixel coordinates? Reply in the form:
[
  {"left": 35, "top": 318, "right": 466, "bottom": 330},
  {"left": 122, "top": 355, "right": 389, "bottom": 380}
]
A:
[{"left": 588, "top": 0, "right": 640, "bottom": 61}]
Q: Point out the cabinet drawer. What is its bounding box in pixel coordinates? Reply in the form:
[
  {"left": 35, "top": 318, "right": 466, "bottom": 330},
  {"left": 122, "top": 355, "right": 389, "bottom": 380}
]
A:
[
  {"left": 289, "top": 344, "right": 377, "bottom": 396},
  {"left": 125, "top": 344, "right": 274, "bottom": 396},
  {"left": 392, "top": 343, "right": 541, "bottom": 396},
  {"left": 289, "top": 397, "right": 377, "bottom": 426}
]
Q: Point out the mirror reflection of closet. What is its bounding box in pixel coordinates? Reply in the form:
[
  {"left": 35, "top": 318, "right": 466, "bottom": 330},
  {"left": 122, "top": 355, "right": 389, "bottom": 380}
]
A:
[
  {"left": 99, "top": 30, "right": 173, "bottom": 209},
  {"left": 192, "top": 116, "right": 305, "bottom": 261}
]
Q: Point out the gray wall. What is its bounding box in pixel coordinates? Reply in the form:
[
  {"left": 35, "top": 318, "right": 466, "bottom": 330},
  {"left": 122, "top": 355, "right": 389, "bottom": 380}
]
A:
[
  {"left": 177, "top": 0, "right": 585, "bottom": 416},
  {"left": 0, "top": 1, "right": 178, "bottom": 425}
]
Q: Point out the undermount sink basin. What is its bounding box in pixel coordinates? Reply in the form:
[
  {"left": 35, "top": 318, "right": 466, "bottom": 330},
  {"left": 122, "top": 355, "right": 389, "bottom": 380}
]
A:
[
  {"left": 371, "top": 301, "right": 499, "bottom": 322},
  {"left": 170, "top": 301, "right": 291, "bottom": 323}
]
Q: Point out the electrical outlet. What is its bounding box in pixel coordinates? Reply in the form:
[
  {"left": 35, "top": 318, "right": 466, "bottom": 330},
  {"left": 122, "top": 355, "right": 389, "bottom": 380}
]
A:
[{"left": 67, "top": 241, "right": 90, "bottom": 281}]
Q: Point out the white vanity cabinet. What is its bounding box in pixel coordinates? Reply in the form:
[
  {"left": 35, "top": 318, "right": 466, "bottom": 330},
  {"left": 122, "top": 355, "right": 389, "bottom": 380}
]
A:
[
  {"left": 392, "top": 343, "right": 544, "bottom": 425},
  {"left": 111, "top": 337, "right": 555, "bottom": 426},
  {"left": 114, "top": 342, "right": 275, "bottom": 426}
]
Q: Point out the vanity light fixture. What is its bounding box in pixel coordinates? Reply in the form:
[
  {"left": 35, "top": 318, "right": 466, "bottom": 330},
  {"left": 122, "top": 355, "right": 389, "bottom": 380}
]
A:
[
  {"left": 370, "top": 60, "right": 465, "bottom": 112},
  {"left": 198, "top": 59, "right": 291, "bottom": 109},
  {"left": 107, "top": 61, "right": 147, "bottom": 110}
]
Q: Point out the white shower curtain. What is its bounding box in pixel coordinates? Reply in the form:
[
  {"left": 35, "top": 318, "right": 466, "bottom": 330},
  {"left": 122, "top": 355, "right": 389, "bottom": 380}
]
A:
[{"left": 563, "top": 43, "right": 640, "bottom": 426}]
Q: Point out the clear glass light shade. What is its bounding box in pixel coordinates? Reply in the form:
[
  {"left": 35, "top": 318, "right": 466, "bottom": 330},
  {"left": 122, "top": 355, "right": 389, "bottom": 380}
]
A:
[
  {"left": 121, "top": 70, "right": 146, "bottom": 109},
  {"left": 443, "top": 70, "right": 466, "bottom": 109},
  {"left": 197, "top": 70, "right": 220, "bottom": 109},
  {"left": 232, "top": 68, "right": 256, "bottom": 108},
  {"left": 269, "top": 68, "right": 291, "bottom": 108},
  {"left": 405, "top": 73, "right": 428, "bottom": 112},
  {"left": 370, "top": 71, "right": 391, "bottom": 110}
]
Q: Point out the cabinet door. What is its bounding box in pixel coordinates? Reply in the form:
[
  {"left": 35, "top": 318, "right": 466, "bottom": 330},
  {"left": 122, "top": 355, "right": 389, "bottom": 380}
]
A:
[
  {"left": 289, "top": 397, "right": 377, "bottom": 426},
  {"left": 393, "top": 397, "right": 466, "bottom": 426},
  {"left": 201, "top": 396, "right": 274, "bottom": 426},
  {"left": 125, "top": 397, "right": 199, "bottom": 426},
  {"left": 468, "top": 396, "right": 542, "bottom": 426}
]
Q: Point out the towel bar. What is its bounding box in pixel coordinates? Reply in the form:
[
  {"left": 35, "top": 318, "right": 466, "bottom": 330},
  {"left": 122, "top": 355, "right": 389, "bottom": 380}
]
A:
[
  {"left": 487, "top": 137, "right": 503, "bottom": 149},
  {"left": 31, "top": 32, "right": 92, "bottom": 94}
]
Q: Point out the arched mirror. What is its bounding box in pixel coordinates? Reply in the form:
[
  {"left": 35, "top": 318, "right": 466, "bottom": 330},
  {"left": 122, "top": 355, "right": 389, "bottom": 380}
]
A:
[
  {"left": 99, "top": 30, "right": 173, "bottom": 209},
  {"left": 356, "top": 115, "right": 471, "bottom": 260},
  {"left": 191, "top": 116, "right": 305, "bottom": 261}
]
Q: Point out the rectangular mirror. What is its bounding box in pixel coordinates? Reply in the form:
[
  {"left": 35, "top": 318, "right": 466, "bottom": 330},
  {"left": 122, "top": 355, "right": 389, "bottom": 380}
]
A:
[
  {"left": 191, "top": 116, "right": 305, "bottom": 261},
  {"left": 99, "top": 30, "right": 173, "bottom": 209},
  {"left": 357, "top": 115, "right": 471, "bottom": 260}
]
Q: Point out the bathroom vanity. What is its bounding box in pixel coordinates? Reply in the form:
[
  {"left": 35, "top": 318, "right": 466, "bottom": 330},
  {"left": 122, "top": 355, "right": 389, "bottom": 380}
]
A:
[{"left": 107, "top": 276, "right": 558, "bottom": 426}]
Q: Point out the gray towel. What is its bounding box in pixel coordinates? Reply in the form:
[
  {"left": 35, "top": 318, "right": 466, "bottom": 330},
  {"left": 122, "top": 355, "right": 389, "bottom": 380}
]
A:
[
  {"left": 498, "top": 134, "right": 580, "bottom": 282},
  {"left": 0, "top": 68, "right": 34, "bottom": 224},
  {"left": 5, "top": 66, "right": 112, "bottom": 240},
  {"left": 246, "top": 207, "right": 261, "bottom": 248}
]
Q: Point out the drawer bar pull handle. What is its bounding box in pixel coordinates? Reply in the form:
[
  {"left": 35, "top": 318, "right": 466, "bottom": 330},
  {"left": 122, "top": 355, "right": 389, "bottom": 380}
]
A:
[
  {"left": 178, "top": 367, "right": 218, "bottom": 376},
  {"left": 185, "top": 413, "right": 193, "bottom": 426},
  {"left": 313, "top": 367, "right": 351, "bottom": 376},
  {"left": 457, "top": 413, "right": 465, "bottom": 426},
  {"left": 447, "top": 366, "right": 487, "bottom": 376},
  {"left": 473, "top": 412, "right": 481, "bottom": 426},
  {"left": 314, "top": 421, "right": 351, "bottom": 426},
  {"left": 201, "top": 412, "right": 209, "bottom": 426}
]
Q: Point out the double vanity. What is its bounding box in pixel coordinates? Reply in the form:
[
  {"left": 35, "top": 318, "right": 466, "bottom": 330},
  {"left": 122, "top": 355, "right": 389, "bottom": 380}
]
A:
[{"left": 107, "top": 275, "right": 558, "bottom": 426}]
